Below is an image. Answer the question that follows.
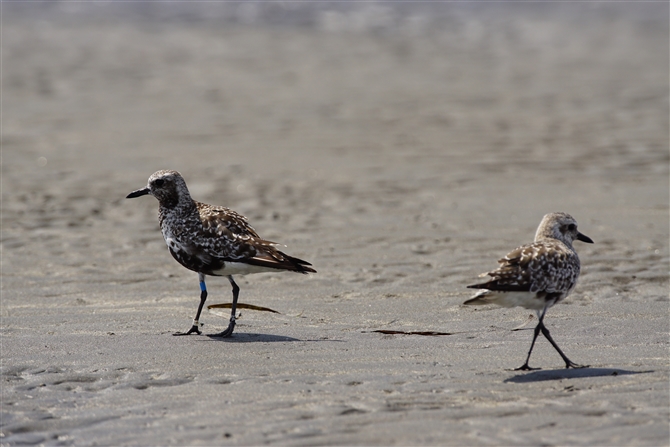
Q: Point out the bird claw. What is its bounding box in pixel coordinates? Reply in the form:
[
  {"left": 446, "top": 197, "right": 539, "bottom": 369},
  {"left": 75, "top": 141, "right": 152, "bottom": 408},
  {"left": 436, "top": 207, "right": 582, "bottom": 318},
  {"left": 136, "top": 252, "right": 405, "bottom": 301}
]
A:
[
  {"left": 566, "top": 362, "right": 588, "bottom": 369},
  {"left": 173, "top": 325, "right": 202, "bottom": 336},
  {"left": 211, "top": 319, "right": 236, "bottom": 338},
  {"left": 513, "top": 364, "right": 541, "bottom": 371}
]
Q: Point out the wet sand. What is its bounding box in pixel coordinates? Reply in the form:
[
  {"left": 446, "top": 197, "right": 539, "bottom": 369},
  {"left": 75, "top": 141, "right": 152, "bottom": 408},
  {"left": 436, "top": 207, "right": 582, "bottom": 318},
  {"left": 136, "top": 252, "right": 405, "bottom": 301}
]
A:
[{"left": 2, "top": 5, "right": 669, "bottom": 446}]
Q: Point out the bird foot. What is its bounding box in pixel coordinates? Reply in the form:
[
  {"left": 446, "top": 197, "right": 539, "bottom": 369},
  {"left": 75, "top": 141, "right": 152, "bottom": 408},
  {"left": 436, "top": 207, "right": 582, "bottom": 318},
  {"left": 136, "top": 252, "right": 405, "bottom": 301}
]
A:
[
  {"left": 173, "top": 324, "right": 202, "bottom": 336},
  {"left": 513, "top": 364, "right": 541, "bottom": 371},
  {"left": 211, "top": 319, "right": 236, "bottom": 338},
  {"left": 565, "top": 362, "right": 588, "bottom": 369}
]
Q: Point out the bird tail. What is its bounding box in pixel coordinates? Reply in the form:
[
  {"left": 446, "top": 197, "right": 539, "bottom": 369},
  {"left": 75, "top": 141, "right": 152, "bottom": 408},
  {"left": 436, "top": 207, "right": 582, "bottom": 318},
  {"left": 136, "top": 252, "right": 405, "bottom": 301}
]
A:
[
  {"left": 463, "top": 288, "right": 492, "bottom": 305},
  {"left": 285, "top": 254, "right": 317, "bottom": 274},
  {"left": 245, "top": 251, "right": 316, "bottom": 274}
]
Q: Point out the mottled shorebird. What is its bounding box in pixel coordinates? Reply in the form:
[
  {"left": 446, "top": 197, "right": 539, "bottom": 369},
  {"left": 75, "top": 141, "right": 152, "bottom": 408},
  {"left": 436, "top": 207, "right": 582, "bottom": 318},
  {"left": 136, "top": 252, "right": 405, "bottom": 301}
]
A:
[
  {"left": 465, "top": 212, "right": 593, "bottom": 370},
  {"left": 127, "top": 170, "right": 316, "bottom": 337}
]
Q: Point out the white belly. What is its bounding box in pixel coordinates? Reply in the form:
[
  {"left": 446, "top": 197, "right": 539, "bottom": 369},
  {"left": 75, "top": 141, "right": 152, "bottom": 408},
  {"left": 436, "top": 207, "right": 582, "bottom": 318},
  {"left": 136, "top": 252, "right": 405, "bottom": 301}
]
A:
[
  {"left": 211, "top": 262, "right": 284, "bottom": 276},
  {"left": 470, "top": 290, "right": 550, "bottom": 311}
]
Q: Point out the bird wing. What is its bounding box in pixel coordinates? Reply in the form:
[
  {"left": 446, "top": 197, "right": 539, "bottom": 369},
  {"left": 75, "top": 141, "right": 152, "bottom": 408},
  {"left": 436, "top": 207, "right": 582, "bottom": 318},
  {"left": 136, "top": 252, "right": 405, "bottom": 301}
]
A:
[
  {"left": 198, "top": 203, "right": 263, "bottom": 239},
  {"left": 194, "top": 206, "right": 275, "bottom": 259},
  {"left": 468, "top": 241, "right": 579, "bottom": 293},
  {"left": 193, "top": 203, "right": 314, "bottom": 273}
]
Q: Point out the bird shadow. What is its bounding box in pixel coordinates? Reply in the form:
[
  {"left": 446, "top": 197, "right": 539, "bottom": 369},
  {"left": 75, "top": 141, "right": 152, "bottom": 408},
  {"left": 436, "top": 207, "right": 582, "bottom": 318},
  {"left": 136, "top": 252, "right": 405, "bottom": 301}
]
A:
[{"left": 504, "top": 367, "right": 653, "bottom": 383}]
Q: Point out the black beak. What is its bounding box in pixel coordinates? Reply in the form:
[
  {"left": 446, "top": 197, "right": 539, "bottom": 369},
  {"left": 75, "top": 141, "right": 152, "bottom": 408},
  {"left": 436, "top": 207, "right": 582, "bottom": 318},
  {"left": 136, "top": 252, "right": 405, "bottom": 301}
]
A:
[
  {"left": 576, "top": 232, "right": 594, "bottom": 244},
  {"left": 126, "top": 187, "right": 150, "bottom": 199}
]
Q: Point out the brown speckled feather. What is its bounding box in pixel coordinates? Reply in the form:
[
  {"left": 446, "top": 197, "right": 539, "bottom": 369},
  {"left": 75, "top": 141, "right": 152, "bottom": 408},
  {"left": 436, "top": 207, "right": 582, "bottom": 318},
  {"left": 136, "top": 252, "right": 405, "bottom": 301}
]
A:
[
  {"left": 136, "top": 170, "right": 315, "bottom": 276},
  {"left": 470, "top": 240, "right": 580, "bottom": 294},
  {"left": 465, "top": 212, "right": 592, "bottom": 311}
]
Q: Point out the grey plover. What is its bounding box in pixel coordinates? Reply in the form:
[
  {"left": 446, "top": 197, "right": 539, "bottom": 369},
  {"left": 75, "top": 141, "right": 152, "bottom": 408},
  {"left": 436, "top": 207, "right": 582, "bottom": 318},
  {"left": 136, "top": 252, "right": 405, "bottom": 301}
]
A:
[
  {"left": 465, "top": 212, "right": 593, "bottom": 370},
  {"left": 126, "top": 170, "right": 316, "bottom": 337}
]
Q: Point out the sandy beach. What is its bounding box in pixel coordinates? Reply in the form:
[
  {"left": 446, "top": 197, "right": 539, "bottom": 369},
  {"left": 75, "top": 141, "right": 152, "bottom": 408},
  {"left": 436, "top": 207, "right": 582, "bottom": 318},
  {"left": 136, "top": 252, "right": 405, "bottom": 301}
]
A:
[{"left": 2, "top": 3, "right": 668, "bottom": 446}]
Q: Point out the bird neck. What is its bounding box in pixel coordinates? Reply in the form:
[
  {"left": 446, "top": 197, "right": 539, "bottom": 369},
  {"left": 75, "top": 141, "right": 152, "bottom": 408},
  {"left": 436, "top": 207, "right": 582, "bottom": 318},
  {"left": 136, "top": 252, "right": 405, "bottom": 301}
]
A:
[
  {"left": 159, "top": 197, "right": 197, "bottom": 222},
  {"left": 535, "top": 233, "right": 575, "bottom": 251}
]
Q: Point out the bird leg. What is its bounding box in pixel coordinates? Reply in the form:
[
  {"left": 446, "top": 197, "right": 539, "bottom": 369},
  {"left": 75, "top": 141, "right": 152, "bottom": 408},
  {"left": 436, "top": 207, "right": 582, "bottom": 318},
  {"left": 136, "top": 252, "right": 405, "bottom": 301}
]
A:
[
  {"left": 211, "top": 275, "right": 239, "bottom": 338},
  {"left": 173, "top": 273, "right": 207, "bottom": 336},
  {"left": 539, "top": 322, "right": 588, "bottom": 369},
  {"left": 515, "top": 309, "right": 587, "bottom": 370},
  {"left": 515, "top": 318, "right": 543, "bottom": 371}
]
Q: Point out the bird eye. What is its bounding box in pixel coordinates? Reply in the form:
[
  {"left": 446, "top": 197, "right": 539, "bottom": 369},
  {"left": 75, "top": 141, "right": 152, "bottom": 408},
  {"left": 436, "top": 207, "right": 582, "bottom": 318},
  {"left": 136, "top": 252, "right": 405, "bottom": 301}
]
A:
[
  {"left": 568, "top": 223, "right": 576, "bottom": 231},
  {"left": 154, "top": 179, "right": 165, "bottom": 187}
]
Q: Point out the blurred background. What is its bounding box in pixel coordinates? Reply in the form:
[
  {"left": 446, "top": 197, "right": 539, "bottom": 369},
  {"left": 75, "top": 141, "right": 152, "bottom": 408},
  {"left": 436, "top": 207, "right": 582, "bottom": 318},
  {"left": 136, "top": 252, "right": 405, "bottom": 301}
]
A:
[{"left": 2, "top": 1, "right": 668, "bottom": 306}]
